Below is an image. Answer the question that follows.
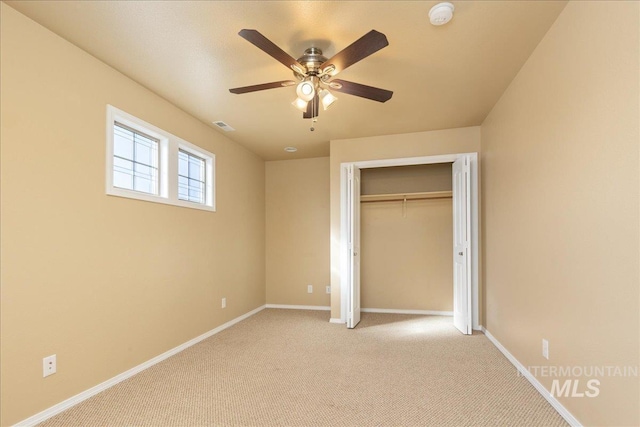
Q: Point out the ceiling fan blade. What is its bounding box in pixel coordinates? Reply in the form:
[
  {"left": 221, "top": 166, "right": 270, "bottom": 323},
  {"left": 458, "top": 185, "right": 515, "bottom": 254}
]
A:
[
  {"left": 303, "top": 94, "right": 319, "bottom": 119},
  {"left": 229, "top": 80, "right": 296, "bottom": 94},
  {"left": 329, "top": 79, "right": 393, "bottom": 103},
  {"left": 320, "top": 30, "right": 389, "bottom": 77},
  {"left": 238, "top": 29, "right": 305, "bottom": 72}
]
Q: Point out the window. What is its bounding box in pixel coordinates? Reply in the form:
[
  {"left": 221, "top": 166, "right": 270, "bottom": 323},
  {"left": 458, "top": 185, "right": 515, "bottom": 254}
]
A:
[
  {"left": 113, "top": 122, "right": 159, "bottom": 195},
  {"left": 106, "top": 105, "right": 215, "bottom": 211},
  {"left": 178, "top": 150, "right": 206, "bottom": 204}
]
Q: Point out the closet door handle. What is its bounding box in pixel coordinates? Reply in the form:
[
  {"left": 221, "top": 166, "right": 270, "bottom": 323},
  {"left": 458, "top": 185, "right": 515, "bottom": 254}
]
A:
[{"left": 458, "top": 251, "right": 464, "bottom": 256}]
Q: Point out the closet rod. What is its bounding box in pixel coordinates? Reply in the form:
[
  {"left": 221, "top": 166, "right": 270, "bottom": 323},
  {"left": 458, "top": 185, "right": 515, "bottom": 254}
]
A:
[
  {"left": 360, "top": 196, "right": 451, "bottom": 203},
  {"left": 360, "top": 191, "right": 452, "bottom": 203}
]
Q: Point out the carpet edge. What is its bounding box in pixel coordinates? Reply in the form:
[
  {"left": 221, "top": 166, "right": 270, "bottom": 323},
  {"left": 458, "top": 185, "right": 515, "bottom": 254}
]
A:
[
  {"left": 13, "top": 304, "right": 267, "bottom": 427},
  {"left": 481, "top": 326, "right": 582, "bottom": 427}
]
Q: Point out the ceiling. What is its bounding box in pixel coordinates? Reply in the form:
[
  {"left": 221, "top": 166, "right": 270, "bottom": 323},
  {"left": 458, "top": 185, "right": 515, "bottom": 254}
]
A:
[{"left": 6, "top": 1, "right": 567, "bottom": 160}]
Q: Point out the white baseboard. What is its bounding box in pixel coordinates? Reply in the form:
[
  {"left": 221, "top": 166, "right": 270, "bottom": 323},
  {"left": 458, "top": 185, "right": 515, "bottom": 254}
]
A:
[
  {"left": 481, "top": 327, "right": 582, "bottom": 427},
  {"left": 361, "top": 308, "right": 453, "bottom": 316},
  {"left": 14, "top": 305, "right": 267, "bottom": 427},
  {"left": 265, "top": 304, "right": 331, "bottom": 311},
  {"left": 329, "top": 318, "right": 344, "bottom": 324}
]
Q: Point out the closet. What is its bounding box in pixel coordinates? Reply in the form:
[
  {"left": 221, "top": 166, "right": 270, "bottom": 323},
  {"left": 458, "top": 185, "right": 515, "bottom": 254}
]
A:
[{"left": 359, "top": 163, "right": 453, "bottom": 313}]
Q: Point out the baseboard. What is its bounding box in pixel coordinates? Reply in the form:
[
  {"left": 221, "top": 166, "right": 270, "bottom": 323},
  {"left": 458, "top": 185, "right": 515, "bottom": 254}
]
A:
[
  {"left": 14, "top": 304, "right": 267, "bottom": 427},
  {"left": 361, "top": 308, "right": 453, "bottom": 316},
  {"left": 481, "top": 327, "right": 582, "bottom": 427},
  {"left": 265, "top": 304, "right": 331, "bottom": 311},
  {"left": 329, "top": 318, "right": 344, "bottom": 324}
]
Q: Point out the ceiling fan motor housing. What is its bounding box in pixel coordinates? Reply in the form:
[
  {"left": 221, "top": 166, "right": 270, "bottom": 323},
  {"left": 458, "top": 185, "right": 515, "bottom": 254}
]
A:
[{"left": 294, "top": 47, "right": 328, "bottom": 79}]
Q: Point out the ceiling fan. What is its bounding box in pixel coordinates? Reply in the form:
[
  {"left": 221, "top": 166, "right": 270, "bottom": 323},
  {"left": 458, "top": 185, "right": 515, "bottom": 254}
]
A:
[{"left": 229, "top": 29, "right": 393, "bottom": 122}]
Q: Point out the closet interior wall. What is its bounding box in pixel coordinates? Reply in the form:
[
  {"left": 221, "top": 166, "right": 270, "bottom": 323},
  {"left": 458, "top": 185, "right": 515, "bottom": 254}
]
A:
[{"left": 360, "top": 163, "right": 454, "bottom": 312}]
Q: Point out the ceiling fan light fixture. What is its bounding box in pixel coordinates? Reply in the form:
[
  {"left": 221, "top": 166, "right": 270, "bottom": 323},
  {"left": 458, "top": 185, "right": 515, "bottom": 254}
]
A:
[
  {"left": 319, "top": 89, "right": 337, "bottom": 110},
  {"left": 296, "top": 81, "right": 315, "bottom": 101},
  {"left": 292, "top": 97, "right": 309, "bottom": 112},
  {"left": 231, "top": 29, "right": 393, "bottom": 123}
]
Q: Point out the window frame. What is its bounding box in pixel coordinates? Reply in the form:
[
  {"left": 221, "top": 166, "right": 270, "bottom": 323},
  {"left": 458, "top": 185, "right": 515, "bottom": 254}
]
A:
[
  {"left": 112, "top": 121, "right": 161, "bottom": 196},
  {"left": 106, "top": 105, "right": 216, "bottom": 212},
  {"left": 178, "top": 148, "right": 207, "bottom": 204}
]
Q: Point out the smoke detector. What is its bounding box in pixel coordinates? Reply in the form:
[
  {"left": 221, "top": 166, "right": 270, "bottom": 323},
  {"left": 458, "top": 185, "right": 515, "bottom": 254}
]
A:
[{"left": 429, "top": 2, "right": 455, "bottom": 26}]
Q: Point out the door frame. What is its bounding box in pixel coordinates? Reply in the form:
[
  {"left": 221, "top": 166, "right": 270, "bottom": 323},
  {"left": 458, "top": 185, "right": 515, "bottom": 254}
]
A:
[{"left": 339, "top": 152, "right": 480, "bottom": 330}]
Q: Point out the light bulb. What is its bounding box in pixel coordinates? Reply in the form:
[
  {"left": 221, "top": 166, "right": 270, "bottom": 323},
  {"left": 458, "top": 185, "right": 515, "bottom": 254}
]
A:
[
  {"left": 296, "top": 81, "right": 315, "bottom": 102},
  {"left": 292, "top": 97, "right": 308, "bottom": 112},
  {"left": 319, "top": 89, "right": 337, "bottom": 110},
  {"left": 301, "top": 84, "right": 313, "bottom": 95}
]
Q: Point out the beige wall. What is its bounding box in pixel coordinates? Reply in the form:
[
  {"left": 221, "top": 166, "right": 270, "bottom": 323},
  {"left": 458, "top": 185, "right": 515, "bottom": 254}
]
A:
[
  {"left": 0, "top": 5, "right": 265, "bottom": 425},
  {"left": 329, "top": 127, "right": 481, "bottom": 320},
  {"left": 361, "top": 198, "right": 452, "bottom": 311},
  {"left": 481, "top": 2, "right": 639, "bottom": 426},
  {"left": 265, "top": 157, "right": 330, "bottom": 307}
]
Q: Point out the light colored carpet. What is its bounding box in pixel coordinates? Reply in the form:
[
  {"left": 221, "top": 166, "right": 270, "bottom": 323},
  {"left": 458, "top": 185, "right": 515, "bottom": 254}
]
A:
[{"left": 39, "top": 309, "right": 567, "bottom": 426}]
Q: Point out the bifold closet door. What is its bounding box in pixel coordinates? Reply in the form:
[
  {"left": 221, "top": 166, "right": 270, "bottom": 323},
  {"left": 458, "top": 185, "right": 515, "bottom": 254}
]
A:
[
  {"left": 453, "top": 156, "right": 472, "bottom": 335},
  {"left": 347, "top": 165, "right": 361, "bottom": 329}
]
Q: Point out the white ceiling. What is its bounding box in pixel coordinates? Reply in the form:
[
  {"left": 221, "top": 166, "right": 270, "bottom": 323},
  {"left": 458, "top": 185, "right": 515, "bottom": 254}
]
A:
[{"left": 6, "top": 1, "right": 567, "bottom": 160}]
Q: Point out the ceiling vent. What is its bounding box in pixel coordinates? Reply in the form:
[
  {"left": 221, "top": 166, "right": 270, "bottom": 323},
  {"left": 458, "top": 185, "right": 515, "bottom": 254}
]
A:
[{"left": 212, "top": 121, "right": 235, "bottom": 132}]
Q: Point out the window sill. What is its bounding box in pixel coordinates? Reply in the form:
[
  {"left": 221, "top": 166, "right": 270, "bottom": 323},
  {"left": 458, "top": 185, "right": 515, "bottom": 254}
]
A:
[{"left": 106, "top": 186, "right": 215, "bottom": 212}]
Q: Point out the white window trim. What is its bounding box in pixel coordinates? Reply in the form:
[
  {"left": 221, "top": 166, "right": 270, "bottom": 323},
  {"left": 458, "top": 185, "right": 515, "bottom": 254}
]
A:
[{"left": 106, "top": 105, "right": 216, "bottom": 212}]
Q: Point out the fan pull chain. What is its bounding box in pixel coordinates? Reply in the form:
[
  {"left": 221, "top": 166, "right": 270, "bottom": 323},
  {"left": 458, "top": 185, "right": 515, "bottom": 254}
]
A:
[{"left": 310, "top": 95, "right": 317, "bottom": 132}]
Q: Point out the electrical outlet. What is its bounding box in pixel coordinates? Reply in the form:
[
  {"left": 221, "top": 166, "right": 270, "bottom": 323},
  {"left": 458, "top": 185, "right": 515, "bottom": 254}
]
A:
[
  {"left": 221, "top": 297, "right": 226, "bottom": 309},
  {"left": 326, "top": 286, "right": 331, "bottom": 294},
  {"left": 542, "top": 339, "right": 549, "bottom": 360},
  {"left": 43, "top": 354, "right": 56, "bottom": 377},
  {"left": 307, "top": 285, "right": 313, "bottom": 294}
]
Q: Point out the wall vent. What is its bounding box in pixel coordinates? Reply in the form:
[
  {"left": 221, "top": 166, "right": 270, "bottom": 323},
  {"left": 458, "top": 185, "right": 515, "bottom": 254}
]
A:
[{"left": 212, "top": 121, "right": 235, "bottom": 132}]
